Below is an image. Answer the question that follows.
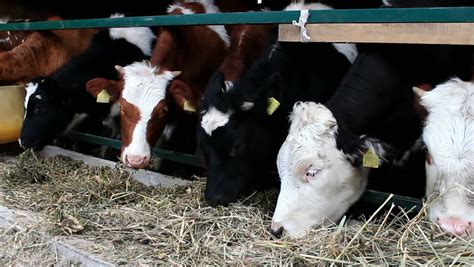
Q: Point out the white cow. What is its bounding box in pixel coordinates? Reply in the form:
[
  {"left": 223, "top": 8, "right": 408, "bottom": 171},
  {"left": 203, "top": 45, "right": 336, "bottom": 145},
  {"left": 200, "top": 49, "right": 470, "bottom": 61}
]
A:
[
  {"left": 270, "top": 102, "right": 385, "bottom": 238},
  {"left": 414, "top": 78, "right": 473, "bottom": 236}
]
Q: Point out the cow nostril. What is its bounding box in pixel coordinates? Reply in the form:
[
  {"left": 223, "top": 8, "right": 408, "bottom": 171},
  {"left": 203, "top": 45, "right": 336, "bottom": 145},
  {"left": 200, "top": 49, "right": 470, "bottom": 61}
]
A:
[{"left": 270, "top": 226, "right": 284, "bottom": 238}]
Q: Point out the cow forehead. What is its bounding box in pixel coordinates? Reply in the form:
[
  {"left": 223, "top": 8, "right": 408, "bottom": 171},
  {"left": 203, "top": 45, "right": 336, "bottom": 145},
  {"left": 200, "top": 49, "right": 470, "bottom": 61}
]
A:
[
  {"left": 422, "top": 78, "right": 474, "bottom": 114},
  {"left": 424, "top": 114, "right": 473, "bottom": 177},
  {"left": 201, "top": 106, "right": 233, "bottom": 136},
  {"left": 121, "top": 63, "right": 172, "bottom": 118}
]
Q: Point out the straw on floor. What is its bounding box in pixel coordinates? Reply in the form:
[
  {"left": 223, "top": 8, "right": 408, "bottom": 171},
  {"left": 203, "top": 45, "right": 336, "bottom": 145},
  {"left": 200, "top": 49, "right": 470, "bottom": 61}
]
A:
[{"left": 0, "top": 150, "right": 472, "bottom": 265}]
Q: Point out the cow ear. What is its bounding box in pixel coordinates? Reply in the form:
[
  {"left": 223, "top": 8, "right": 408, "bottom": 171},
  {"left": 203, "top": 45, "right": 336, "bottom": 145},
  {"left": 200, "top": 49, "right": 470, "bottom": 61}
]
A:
[
  {"left": 350, "top": 137, "right": 389, "bottom": 168},
  {"left": 86, "top": 78, "right": 121, "bottom": 103},
  {"left": 115, "top": 65, "right": 125, "bottom": 76},
  {"left": 412, "top": 84, "right": 432, "bottom": 121},
  {"left": 207, "top": 71, "right": 226, "bottom": 96},
  {"left": 168, "top": 80, "right": 197, "bottom": 112}
]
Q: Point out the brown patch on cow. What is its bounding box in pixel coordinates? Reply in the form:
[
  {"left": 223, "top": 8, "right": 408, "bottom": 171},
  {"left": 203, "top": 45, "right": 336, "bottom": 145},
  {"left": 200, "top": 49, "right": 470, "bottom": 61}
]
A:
[
  {"left": 119, "top": 98, "right": 141, "bottom": 149},
  {"left": 413, "top": 83, "right": 433, "bottom": 122},
  {"left": 0, "top": 30, "right": 31, "bottom": 52},
  {"left": 86, "top": 77, "right": 123, "bottom": 102},
  {"left": 147, "top": 100, "right": 169, "bottom": 145},
  {"left": 219, "top": 24, "right": 273, "bottom": 82},
  {"left": 0, "top": 27, "right": 98, "bottom": 84},
  {"left": 168, "top": 79, "right": 197, "bottom": 109}
]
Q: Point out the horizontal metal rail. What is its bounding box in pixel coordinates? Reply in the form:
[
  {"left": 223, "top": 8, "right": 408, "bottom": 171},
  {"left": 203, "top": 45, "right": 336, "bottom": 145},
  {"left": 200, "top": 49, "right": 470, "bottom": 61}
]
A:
[
  {"left": 66, "top": 131, "right": 203, "bottom": 167},
  {"left": 361, "top": 189, "right": 423, "bottom": 211},
  {"left": 0, "top": 7, "right": 474, "bottom": 31}
]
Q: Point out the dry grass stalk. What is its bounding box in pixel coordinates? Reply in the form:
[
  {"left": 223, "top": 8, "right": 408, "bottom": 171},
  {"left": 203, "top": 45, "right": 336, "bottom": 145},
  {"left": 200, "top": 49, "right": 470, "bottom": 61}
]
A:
[{"left": 0, "top": 151, "right": 472, "bottom": 265}]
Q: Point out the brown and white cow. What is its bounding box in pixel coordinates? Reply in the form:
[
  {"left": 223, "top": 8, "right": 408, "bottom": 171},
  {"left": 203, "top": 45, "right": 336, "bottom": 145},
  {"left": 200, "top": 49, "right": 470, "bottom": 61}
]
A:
[
  {"left": 0, "top": 17, "right": 97, "bottom": 84},
  {"left": 414, "top": 78, "right": 473, "bottom": 236},
  {"left": 86, "top": 0, "right": 229, "bottom": 168}
]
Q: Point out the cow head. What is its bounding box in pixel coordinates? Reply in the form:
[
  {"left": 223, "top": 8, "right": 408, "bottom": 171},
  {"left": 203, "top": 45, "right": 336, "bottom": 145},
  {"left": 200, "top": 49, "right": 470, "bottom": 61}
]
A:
[
  {"left": 271, "top": 102, "right": 387, "bottom": 238},
  {"left": 199, "top": 66, "right": 287, "bottom": 206},
  {"left": 19, "top": 77, "right": 75, "bottom": 149},
  {"left": 414, "top": 78, "right": 474, "bottom": 236},
  {"left": 86, "top": 61, "right": 183, "bottom": 168}
]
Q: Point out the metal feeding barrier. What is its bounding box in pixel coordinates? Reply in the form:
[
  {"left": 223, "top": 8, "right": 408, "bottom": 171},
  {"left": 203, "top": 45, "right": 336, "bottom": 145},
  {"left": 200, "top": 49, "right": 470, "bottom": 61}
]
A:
[{"left": 2, "top": 6, "right": 473, "bottom": 211}]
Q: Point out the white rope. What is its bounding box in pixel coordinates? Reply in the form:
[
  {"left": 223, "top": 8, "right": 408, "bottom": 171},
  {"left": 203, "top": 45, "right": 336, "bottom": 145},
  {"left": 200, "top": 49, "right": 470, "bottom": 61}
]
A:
[{"left": 292, "top": 9, "right": 311, "bottom": 42}]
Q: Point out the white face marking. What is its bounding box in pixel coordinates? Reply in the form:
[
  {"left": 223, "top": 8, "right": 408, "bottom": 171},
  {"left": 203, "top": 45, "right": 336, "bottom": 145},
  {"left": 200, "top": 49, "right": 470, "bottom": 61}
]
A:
[
  {"left": 200, "top": 106, "right": 233, "bottom": 136},
  {"left": 420, "top": 78, "right": 474, "bottom": 233},
  {"left": 24, "top": 82, "right": 38, "bottom": 118},
  {"left": 108, "top": 14, "right": 156, "bottom": 56},
  {"left": 284, "top": 2, "right": 358, "bottom": 63},
  {"left": 121, "top": 61, "right": 176, "bottom": 159},
  {"left": 167, "top": 0, "right": 230, "bottom": 46},
  {"left": 272, "top": 102, "right": 368, "bottom": 238}
]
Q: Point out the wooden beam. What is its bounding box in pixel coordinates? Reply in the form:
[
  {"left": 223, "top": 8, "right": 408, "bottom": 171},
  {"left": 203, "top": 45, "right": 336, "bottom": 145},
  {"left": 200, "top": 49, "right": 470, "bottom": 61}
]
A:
[{"left": 279, "top": 23, "right": 474, "bottom": 45}]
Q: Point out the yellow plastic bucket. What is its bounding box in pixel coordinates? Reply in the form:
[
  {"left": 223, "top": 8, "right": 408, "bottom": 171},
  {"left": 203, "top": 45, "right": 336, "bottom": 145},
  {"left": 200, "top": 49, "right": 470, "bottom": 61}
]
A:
[{"left": 0, "top": 85, "right": 25, "bottom": 144}]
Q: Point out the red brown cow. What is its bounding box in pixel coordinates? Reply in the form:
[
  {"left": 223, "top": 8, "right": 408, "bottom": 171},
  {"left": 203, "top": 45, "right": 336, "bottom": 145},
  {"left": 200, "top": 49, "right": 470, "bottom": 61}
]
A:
[
  {"left": 0, "top": 17, "right": 97, "bottom": 84},
  {"left": 86, "top": 0, "right": 229, "bottom": 168},
  {"left": 213, "top": 24, "right": 274, "bottom": 89}
]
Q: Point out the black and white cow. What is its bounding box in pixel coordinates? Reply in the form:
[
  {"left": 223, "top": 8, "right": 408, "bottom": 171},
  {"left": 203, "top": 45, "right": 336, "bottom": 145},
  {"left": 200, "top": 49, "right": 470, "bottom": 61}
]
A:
[
  {"left": 198, "top": 2, "right": 357, "bottom": 206},
  {"left": 271, "top": 51, "right": 421, "bottom": 238},
  {"left": 414, "top": 78, "right": 473, "bottom": 236},
  {"left": 270, "top": 44, "right": 473, "bottom": 238},
  {"left": 19, "top": 17, "right": 156, "bottom": 149}
]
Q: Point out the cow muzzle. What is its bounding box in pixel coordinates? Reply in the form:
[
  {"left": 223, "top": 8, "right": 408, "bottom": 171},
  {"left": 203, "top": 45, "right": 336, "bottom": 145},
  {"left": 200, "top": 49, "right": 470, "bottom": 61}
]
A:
[
  {"left": 124, "top": 154, "right": 150, "bottom": 169},
  {"left": 270, "top": 221, "right": 284, "bottom": 238},
  {"left": 436, "top": 217, "right": 473, "bottom": 236}
]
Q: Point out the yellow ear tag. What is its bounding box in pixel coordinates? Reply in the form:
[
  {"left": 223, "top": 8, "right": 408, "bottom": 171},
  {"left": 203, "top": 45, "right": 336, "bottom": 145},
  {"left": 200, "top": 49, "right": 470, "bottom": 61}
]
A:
[
  {"left": 363, "top": 148, "right": 380, "bottom": 168},
  {"left": 96, "top": 89, "right": 110, "bottom": 103},
  {"left": 267, "top": 97, "right": 280, "bottom": 115},
  {"left": 183, "top": 100, "right": 196, "bottom": 112}
]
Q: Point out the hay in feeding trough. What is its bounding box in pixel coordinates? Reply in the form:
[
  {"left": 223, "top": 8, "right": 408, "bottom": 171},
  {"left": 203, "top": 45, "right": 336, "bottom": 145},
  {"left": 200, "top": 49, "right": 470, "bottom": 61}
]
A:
[
  {"left": 0, "top": 226, "right": 74, "bottom": 265},
  {"left": 0, "top": 151, "right": 472, "bottom": 265}
]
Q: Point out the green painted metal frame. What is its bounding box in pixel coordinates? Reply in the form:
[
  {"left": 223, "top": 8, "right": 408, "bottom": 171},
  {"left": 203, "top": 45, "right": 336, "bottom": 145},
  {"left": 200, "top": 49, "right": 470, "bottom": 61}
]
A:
[
  {"left": 0, "top": 7, "right": 474, "bottom": 31},
  {"left": 3, "top": 6, "right": 453, "bottom": 210},
  {"left": 67, "top": 131, "right": 203, "bottom": 167},
  {"left": 361, "top": 190, "right": 423, "bottom": 211}
]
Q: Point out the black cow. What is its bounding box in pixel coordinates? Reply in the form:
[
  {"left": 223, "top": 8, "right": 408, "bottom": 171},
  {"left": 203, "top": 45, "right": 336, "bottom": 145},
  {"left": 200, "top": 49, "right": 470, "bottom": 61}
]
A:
[
  {"left": 199, "top": 33, "right": 354, "bottom": 205},
  {"left": 19, "top": 24, "right": 156, "bottom": 149}
]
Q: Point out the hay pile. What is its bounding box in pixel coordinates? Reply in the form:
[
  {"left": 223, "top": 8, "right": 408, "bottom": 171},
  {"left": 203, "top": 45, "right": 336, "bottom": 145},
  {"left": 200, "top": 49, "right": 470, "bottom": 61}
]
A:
[
  {"left": 0, "top": 226, "right": 73, "bottom": 265},
  {"left": 0, "top": 150, "right": 472, "bottom": 265}
]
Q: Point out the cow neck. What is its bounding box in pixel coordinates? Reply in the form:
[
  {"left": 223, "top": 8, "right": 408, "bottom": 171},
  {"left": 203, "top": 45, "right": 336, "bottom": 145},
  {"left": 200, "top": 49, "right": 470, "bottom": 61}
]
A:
[
  {"left": 219, "top": 25, "right": 272, "bottom": 82},
  {"left": 151, "top": 25, "right": 227, "bottom": 97}
]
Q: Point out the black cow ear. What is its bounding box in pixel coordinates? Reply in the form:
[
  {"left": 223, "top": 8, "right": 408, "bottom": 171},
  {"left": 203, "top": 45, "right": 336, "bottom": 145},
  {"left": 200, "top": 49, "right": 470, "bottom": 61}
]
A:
[
  {"left": 336, "top": 125, "right": 390, "bottom": 168},
  {"left": 349, "top": 137, "right": 389, "bottom": 168}
]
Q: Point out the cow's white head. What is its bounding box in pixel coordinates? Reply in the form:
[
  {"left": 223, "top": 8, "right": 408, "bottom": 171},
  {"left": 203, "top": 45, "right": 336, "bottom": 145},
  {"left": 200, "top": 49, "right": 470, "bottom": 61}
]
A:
[
  {"left": 271, "top": 102, "right": 387, "bottom": 238},
  {"left": 414, "top": 78, "right": 474, "bottom": 236}
]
